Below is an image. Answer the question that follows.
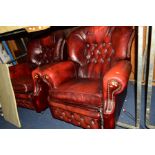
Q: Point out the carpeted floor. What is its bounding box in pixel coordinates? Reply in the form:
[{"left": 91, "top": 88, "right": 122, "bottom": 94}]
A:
[{"left": 0, "top": 81, "right": 154, "bottom": 129}]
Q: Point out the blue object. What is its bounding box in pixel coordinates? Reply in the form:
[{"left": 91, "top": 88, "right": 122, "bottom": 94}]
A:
[{"left": 2, "top": 41, "right": 16, "bottom": 65}]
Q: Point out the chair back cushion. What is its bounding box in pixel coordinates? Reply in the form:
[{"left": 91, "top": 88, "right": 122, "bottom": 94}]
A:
[
  {"left": 27, "top": 30, "right": 66, "bottom": 68},
  {"left": 67, "top": 26, "right": 133, "bottom": 79}
]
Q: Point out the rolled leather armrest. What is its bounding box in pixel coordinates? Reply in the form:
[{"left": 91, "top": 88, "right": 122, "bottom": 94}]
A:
[
  {"left": 9, "top": 63, "right": 32, "bottom": 79},
  {"left": 102, "top": 60, "right": 131, "bottom": 114},
  {"left": 32, "top": 61, "right": 77, "bottom": 88}
]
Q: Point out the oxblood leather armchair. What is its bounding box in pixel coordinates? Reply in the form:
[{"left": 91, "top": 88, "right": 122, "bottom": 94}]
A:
[
  {"left": 9, "top": 30, "right": 66, "bottom": 112},
  {"left": 38, "top": 26, "right": 134, "bottom": 128}
]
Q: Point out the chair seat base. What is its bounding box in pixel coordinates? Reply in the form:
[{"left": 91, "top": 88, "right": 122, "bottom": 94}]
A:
[
  {"left": 49, "top": 101, "right": 101, "bottom": 129},
  {"left": 16, "top": 99, "right": 35, "bottom": 110}
]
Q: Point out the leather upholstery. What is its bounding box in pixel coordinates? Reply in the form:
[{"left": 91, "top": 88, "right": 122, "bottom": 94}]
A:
[
  {"left": 34, "top": 26, "right": 134, "bottom": 128},
  {"left": 38, "top": 61, "right": 77, "bottom": 88},
  {"left": 9, "top": 63, "right": 32, "bottom": 79},
  {"left": 9, "top": 30, "right": 66, "bottom": 112},
  {"left": 67, "top": 26, "right": 133, "bottom": 79},
  {"left": 11, "top": 77, "right": 33, "bottom": 93},
  {"left": 27, "top": 31, "right": 65, "bottom": 68},
  {"left": 50, "top": 101, "right": 100, "bottom": 129},
  {"left": 49, "top": 78, "right": 102, "bottom": 107}
]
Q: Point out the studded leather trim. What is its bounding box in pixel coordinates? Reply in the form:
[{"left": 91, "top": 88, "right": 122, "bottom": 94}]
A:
[
  {"left": 104, "top": 79, "right": 121, "bottom": 114},
  {"left": 51, "top": 107, "right": 100, "bottom": 129}
]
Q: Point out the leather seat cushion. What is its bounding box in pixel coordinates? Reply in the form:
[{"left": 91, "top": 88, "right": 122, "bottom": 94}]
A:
[
  {"left": 16, "top": 99, "right": 35, "bottom": 110},
  {"left": 11, "top": 77, "right": 33, "bottom": 93},
  {"left": 15, "top": 93, "right": 33, "bottom": 100},
  {"left": 49, "top": 78, "right": 103, "bottom": 107}
]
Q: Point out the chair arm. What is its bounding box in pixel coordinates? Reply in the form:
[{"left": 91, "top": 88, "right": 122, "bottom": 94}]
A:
[
  {"left": 32, "top": 75, "right": 49, "bottom": 112},
  {"left": 32, "top": 61, "right": 77, "bottom": 88},
  {"left": 102, "top": 60, "right": 131, "bottom": 115},
  {"left": 9, "top": 63, "right": 32, "bottom": 79}
]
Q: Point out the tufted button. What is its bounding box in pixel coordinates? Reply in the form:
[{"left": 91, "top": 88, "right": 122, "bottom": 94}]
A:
[
  {"left": 112, "top": 49, "right": 115, "bottom": 54},
  {"left": 87, "top": 125, "right": 91, "bottom": 128},
  {"left": 94, "top": 59, "right": 97, "bottom": 64},
  {"left": 94, "top": 43, "right": 98, "bottom": 47},
  {"left": 78, "top": 121, "right": 81, "bottom": 125},
  {"left": 44, "top": 75, "right": 49, "bottom": 79},
  {"left": 68, "top": 119, "right": 71, "bottom": 122},
  {"left": 60, "top": 115, "right": 63, "bottom": 119},
  {"left": 91, "top": 46, "right": 95, "bottom": 51},
  {"left": 86, "top": 43, "right": 90, "bottom": 48},
  {"left": 80, "top": 117, "right": 84, "bottom": 121},
  {"left": 87, "top": 60, "right": 90, "bottom": 64},
  {"left": 108, "top": 42, "right": 112, "bottom": 45},
  {"left": 86, "top": 55, "right": 91, "bottom": 59},
  {"left": 34, "top": 74, "right": 39, "bottom": 79},
  {"left": 97, "top": 50, "right": 101, "bottom": 55},
  {"left": 91, "top": 52, "right": 94, "bottom": 56},
  {"left": 100, "top": 58, "right": 104, "bottom": 63},
  {"left": 102, "top": 42, "right": 106, "bottom": 47},
  {"left": 107, "top": 58, "right": 111, "bottom": 62},
  {"left": 71, "top": 114, "right": 74, "bottom": 118},
  {"left": 104, "top": 49, "right": 108, "bottom": 53},
  {"left": 91, "top": 120, "right": 95, "bottom": 125},
  {"left": 62, "top": 112, "right": 65, "bottom": 116}
]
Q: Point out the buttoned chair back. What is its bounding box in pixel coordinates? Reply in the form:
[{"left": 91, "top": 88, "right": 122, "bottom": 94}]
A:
[
  {"left": 67, "top": 26, "right": 133, "bottom": 79},
  {"left": 27, "top": 30, "right": 66, "bottom": 68}
]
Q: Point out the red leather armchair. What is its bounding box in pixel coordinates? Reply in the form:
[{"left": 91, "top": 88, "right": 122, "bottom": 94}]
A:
[
  {"left": 38, "top": 26, "right": 134, "bottom": 128},
  {"left": 9, "top": 30, "right": 66, "bottom": 112}
]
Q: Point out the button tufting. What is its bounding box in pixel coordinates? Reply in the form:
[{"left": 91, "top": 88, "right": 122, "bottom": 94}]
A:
[
  {"left": 62, "top": 112, "right": 65, "bottom": 116},
  {"left": 78, "top": 121, "right": 81, "bottom": 125},
  {"left": 80, "top": 117, "right": 84, "bottom": 121},
  {"left": 102, "top": 42, "right": 106, "bottom": 47},
  {"left": 86, "top": 44, "right": 90, "bottom": 48},
  {"left": 94, "top": 59, "right": 97, "bottom": 64},
  {"left": 107, "top": 58, "right": 111, "bottom": 62},
  {"left": 44, "top": 75, "right": 49, "bottom": 79},
  {"left": 97, "top": 50, "right": 101, "bottom": 55},
  {"left": 94, "top": 43, "right": 98, "bottom": 47},
  {"left": 86, "top": 55, "right": 91, "bottom": 59},
  {"left": 91, "top": 120, "right": 95, "bottom": 125},
  {"left": 112, "top": 49, "right": 115, "bottom": 54},
  {"left": 87, "top": 60, "right": 90, "bottom": 64},
  {"left": 100, "top": 58, "right": 104, "bottom": 63},
  {"left": 91, "top": 46, "right": 95, "bottom": 51},
  {"left": 71, "top": 114, "right": 74, "bottom": 118},
  {"left": 34, "top": 74, "right": 39, "bottom": 79},
  {"left": 87, "top": 125, "right": 91, "bottom": 128},
  {"left": 104, "top": 49, "right": 108, "bottom": 53}
]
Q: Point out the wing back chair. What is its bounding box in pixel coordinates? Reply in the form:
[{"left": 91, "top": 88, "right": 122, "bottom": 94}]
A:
[
  {"left": 9, "top": 30, "right": 66, "bottom": 112},
  {"left": 37, "top": 26, "right": 134, "bottom": 128}
]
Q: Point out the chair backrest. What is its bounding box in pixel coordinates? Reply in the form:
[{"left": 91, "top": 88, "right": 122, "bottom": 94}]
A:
[
  {"left": 27, "top": 30, "right": 66, "bottom": 68},
  {"left": 67, "top": 26, "right": 133, "bottom": 79}
]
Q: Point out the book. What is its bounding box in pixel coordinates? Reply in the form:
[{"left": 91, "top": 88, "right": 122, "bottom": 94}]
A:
[
  {"left": 0, "top": 42, "right": 13, "bottom": 66},
  {"left": 6, "top": 38, "right": 27, "bottom": 64},
  {"left": 1, "top": 41, "right": 16, "bottom": 65},
  {"left": 6, "top": 40, "right": 19, "bottom": 64}
]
